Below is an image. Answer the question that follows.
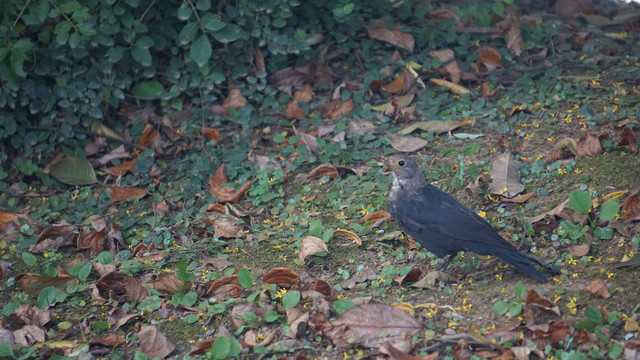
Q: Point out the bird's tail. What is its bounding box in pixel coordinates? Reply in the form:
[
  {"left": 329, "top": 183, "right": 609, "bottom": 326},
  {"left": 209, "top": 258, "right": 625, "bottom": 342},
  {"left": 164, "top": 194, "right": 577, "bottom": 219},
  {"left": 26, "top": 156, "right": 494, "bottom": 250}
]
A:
[{"left": 493, "top": 248, "right": 559, "bottom": 283}]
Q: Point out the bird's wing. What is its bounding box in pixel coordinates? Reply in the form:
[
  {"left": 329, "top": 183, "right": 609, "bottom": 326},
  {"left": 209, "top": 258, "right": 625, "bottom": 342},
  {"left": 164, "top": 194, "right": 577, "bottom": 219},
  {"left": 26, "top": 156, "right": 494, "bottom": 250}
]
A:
[{"left": 393, "top": 184, "right": 514, "bottom": 250}]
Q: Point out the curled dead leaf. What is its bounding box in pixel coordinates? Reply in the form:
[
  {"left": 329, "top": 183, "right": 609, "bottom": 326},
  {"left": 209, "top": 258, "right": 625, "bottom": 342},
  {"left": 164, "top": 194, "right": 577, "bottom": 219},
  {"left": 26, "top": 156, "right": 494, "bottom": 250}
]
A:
[
  {"left": 209, "top": 164, "right": 252, "bottom": 204},
  {"left": 367, "top": 22, "right": 415, "bottom": 52},
  {"left": 584, "top": 279, "right": 611, "bottom": 298},
  {"left": 205, "top": 274, "right": 241, "bottom": 299},
  {"left": 388, "top": 133, "right": 428, "bottom": 152},
  {"left": 476, "top": 48, "right": 502, "bottom": 74},
  {"left": 299, "top": 236, "right": 328, "bottom": 260},
  {"left": 489, "top": 152, "right": 524, "bottom": 198},
  {"left": 108, "top": 187, "right": 147, "bottom": 203},
  {"left": 527, "top": 198, "right": 570, "bottom": 223},
  {"left": 138, "top": 325, "right": 175, "bottom": 359},
  {"left": 622, "top": 186, "right": 640, "bottom": 221},
  {"left": 96, "top": 271, "right": 150, "bottom": 303},
  {"left": 430, "top": 78, "right": 470, "bottom": 95},
  {"left": 262, "top": 267, "right": 299, "bottom": 287},
  {"left": 333, "top": 229, "right": 362, "bottom": 246},
  {"left": 576, "top": 132, "right": 603, "bottom": 157},
  {"left": 429, "top": 49, "right": 461, "bottom": 84},
  {"left": 309, "top": 164, "right": 339, "bottom": 180}
]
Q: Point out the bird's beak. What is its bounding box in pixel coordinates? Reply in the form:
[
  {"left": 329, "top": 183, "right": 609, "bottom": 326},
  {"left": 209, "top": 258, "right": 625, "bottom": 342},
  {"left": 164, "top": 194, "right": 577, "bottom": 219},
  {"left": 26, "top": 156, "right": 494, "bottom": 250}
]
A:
[{"left": 374, "top": 156, "right": 396, "bottom": 170}]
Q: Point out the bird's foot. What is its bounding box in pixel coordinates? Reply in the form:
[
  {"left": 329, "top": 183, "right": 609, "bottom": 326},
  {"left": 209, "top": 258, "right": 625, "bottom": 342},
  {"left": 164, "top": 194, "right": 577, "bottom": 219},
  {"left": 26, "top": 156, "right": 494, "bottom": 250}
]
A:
[{"left": 414, "top": 270, "right": 457, "bottom": 287}]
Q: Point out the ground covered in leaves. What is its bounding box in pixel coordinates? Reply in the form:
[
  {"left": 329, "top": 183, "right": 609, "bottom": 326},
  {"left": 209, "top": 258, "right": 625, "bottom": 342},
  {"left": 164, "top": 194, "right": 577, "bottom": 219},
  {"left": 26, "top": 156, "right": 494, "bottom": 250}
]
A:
[{"left": 2, "top": 1, "right": 640, "bottom": 359}]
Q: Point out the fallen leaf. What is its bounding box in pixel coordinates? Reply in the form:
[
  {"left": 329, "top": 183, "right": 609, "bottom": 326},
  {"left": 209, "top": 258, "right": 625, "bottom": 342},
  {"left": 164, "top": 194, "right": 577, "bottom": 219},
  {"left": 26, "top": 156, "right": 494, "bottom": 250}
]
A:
[
  {"left": 103, "top": 159, "right": 137, "bottom": 176},
  {"left": 501, "top": 193, "right": 534, "bottom": 203},
  {"left": 13, "top": 325, "right": 46, "bottom": 347},
  {"left": 398, "top": 118, "right": 474, "bottom": 135},
  {"left": 527, "top": 198, "right": 570, "bottom": 223},
  {"left": 88, "top": 334, "right": 126, "bottom": 347},
  {"left": 393, "top": 268, "right": 422, "bottom": 286},
  {"left": 139, "top": 124, "right": 162, "bottom": 149},
  {"left": 429, "top": 49, "right": 461, "bottom": 83},
  {"left": 299, "top": 236, "right": 328, "bottom": 260},
  {"left": 333, "top": 229, "right": 362, "bottom": 246},
  {"left": 497, "top": 15, "right": 524, "bottom": 55},
  {"left": 430, "top": 78, "right": 470, "bottom": 95},
  {"left": 309, "top": 164, "right": 339, "bottom": 180},
  {"left": 232, "top": 302, "right": 266, "bottom": 329},
  {"left": 138, "top": 325, "right": 175, "bottom": 359},
  {"left": 326, "top": 99, "right": 354, "bottom": 120},
  {"left": 222, "top": 89, "right": 248, "bottom": 110},
  {"left": 387, "top": 134, "right": 428, "bottom": 152},
  {"left": 16, "top": 273, "right": 79, "bottom": 298},
  {"left": 367, "top": 22, "right": 414, "bottom": 52},
  {"left": 262, "top": 268, "right": 299, "bottom": 287},
  {"left": 245, "top": 329, "right": 277, "bottom": 347},
  {"left": 380, "top": 341, "right": 438, "bottom": 360},
  {"left": 576, "top": 132, "right": 603, "bottom": 156},
  {"left": 0, "top": 212, "right": 32, "bottom": 230},
  {"left": 327, "top": 303, "right": 422, "bottom": 348},
  {"left": 108, "top": 187, "right": 147, "bottom": 203},
  {"left": 214, "top": 217, "right": 244, "bottom": 238},
  {"left": 151, "top": 273, "right": 186, "bottom": 295},
  {"left": 622, "top": 186, "right": 640, "bottom": 221},
  {"left": 584, "top": 279, "right": 611, "bottom": 298},
  {"left": 346, "top": 119, "right": 376, "bottom": 136},
  {"left": 476, "top": 47, "right": 502, "bottom": 74},
  {"left": 96, "top": 271, "right": 150, "bottom": 303},
  {"left": 282, "top": 85, "right": 313, "bottom": 119},
  {"left": 209, "top": 164, "right": 252, "bottom": 204},
  {"left": 371, "top": 94, "right": 415, "bottom": 112},
  {"left": 618, "top": 127, "right": 637, "bottom": 152},
  {"left": 360, "top": 210, "right": 391, "bottom": 224},
  {"left": 203, "top": 126, "right": 221, "bottom": 143},
  {"left": 489, "top": 152, "right": 525, "bottom": 198},
  {"left": 525, "top": 289, "right": 561, "bottom": 318},
  {"left": 568, "top": 243, "right": 590, "bottom": 257},
  {"left": 50, "top": 157, "right": 97, "bottom": 185},
  {"left": 205, "top": 274, "right": 241, "bottom": 299},
  {"left": 76, "top": 227, "right": 105, "bottom": 253},
  {"left": 555, "top": 138, "right": 579, "bottom": 156}
]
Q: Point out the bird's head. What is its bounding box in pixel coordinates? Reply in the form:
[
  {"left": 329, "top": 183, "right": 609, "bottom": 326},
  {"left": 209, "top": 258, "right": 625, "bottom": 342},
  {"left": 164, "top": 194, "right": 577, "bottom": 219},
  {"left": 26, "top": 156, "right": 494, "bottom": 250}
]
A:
[{"left": 378, "top": 155, "right": 422, "bottom": 180}]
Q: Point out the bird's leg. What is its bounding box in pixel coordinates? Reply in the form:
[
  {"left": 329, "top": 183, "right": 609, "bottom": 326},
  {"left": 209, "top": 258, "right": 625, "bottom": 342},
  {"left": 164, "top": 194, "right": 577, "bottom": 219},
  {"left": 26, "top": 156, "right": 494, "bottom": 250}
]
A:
[{"left": 436, "top": 254, "right": 455, "bottom": 271}]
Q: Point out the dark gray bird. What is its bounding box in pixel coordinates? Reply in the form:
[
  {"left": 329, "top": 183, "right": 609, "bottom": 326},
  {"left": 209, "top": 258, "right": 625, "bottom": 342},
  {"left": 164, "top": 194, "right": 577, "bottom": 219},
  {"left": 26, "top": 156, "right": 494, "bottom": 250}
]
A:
[{"left": 380, "top": 155, "right": 559, "bottom": 282}]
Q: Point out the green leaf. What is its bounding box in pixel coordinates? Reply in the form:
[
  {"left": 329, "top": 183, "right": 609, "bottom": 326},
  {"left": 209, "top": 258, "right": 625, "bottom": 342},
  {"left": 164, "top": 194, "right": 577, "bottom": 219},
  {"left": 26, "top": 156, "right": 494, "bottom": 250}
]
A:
[
  {"left": 599, "top": 199, "right": 620, "bottom": 221},
  {"left": 211, "top": 336, "right": 230, "bottom": 359},
  {"left": 179, "top": 22, "right": 199, "bottom": 44},
  {"left": 37, "top": 286, "right": 57, "bottom": 309},
  {"left": 309, "top": 218, "right": 322, "bottom": 237},
  {"left": 177, "top": 4, "right": 193, "bottom": 20},
  {"left": 264, "top": 310, "right": 279, "bottom": 322},
  {"left": 514, "top": 281, "right": 526, "bottom": 298},
  {"left": 282, "top": 290, "right": 300, "bottom": 309},
  {"left": 22, "top": 252, "right": 37, "bottom": 266},
  {"left": 131, "top": 37, "right": 153, "bottom": 66},
  {"left": 10, "top": 50, "right": 27, "bottom": 78},
  {"left": 201, "top": 14, "right": 226, "bottom": 31},
  {"left": 97, "top": 251, "right": 114, "bottom": 264},
  {"left": 0, "top": 344, "right": 15, "bottom": 359},
  {"left": 508, "top": 303, "right": 523, "bottom": 317},
  {"left": 237, "top": 268, "right": 254, "bottom": 288},
  {"left": 242, "top": 311, "right": 257, "bottom": 324},
  {"left": 570, "top": 190, "right": 592, "bottom": 215},
  {"left": 67, "top": 262, "right": 92, "bottom": 281},
  {"left": 132, "top": 81, "right": 165, "bottom": 100},
  {"left": 492, "top": 300, "right": 509, "bottom": 315},
  {"left": 608, "top": 342, "right": 623, "bottom": 359},
  {"left": 334, "top": 299, "right": 355, "bottom": 315},
  {"left": 92, "top": 321, "right": 109, "bottom": 332},
  {"left": 50, "top": 157, "right": 97, "bottom": 185},
  {"left": 3, "top": 302, "right": 20, "bottom": 316},
  {"left": 175, "top": 260, "right": 195, "bottom": 283},
  {"left": 211, "top": 24, "right": 245, "bottom": 43},
  {"left": 59, "top": 1, "right": 81, "bottom": 13},
  {"left": 594, "top": 227, "right": 614, "bottom": 240},
  {"left": 190, "top": 34, "right": 212, "bottom": 67},
  {"left": 585, "top": 307, "right": 603, "bottom": 323},
  {"left": 12, "top": 38, "right": 34, "bottom": 52},
  {"left": 343, "top": 3, "right": 354, "bottom": 15},
  {"left": 183, "top": 314, "right": 198, "bottom": 323}
]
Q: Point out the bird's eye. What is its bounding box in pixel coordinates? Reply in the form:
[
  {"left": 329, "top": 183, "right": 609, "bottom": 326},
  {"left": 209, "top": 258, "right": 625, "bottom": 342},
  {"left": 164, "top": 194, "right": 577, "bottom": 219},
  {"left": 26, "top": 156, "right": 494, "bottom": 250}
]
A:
[{"left": 398, "top": 160, "right": 405, "bottom": 166}]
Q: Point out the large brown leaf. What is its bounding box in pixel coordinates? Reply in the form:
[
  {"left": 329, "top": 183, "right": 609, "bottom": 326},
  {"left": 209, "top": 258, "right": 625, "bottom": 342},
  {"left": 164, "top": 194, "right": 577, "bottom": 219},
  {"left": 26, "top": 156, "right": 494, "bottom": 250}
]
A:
[
  {"left": 622, "top": 186, "right": 640, "bottom": 221},
  {"left": 367, "top": 22, "right": 414, "bottom": 52},
  {"left": 16, "top": 273, "right": 78, "bottom": 298},
  {"left": 208, "top": 164, "right": 252, "bottom": 203},
  {"left": 489, "top": 152, "right": 524, "bottom": 198},
  {"left": 96, "top": 271, "right": 150, "bottom": 303},
  {"left": 138, "top": 325, "right": 175, "bottom": 359}
]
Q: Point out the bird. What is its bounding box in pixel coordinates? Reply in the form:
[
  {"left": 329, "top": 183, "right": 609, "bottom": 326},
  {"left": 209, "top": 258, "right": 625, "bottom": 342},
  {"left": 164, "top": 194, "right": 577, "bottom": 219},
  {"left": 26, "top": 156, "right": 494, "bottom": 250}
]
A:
[{"left": 379, "top": 155, "right": 559, "bottom": 282}]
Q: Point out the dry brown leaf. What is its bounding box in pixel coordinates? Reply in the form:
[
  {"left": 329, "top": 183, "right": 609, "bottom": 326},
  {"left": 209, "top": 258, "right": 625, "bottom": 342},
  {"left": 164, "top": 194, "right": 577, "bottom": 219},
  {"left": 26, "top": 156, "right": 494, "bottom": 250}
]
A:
[
  {"left": 208, "top": 164, "right": 252, "bottom": 204},
  {"left": 139, "top": 124, "right": 161, "bottom": 149},
  {"left": 476, "top": 47, "right": 502, "bottom": 74},
  {"left": 139, "top": 325, "right": 175, "bottom": 359},
  {"left": 380, "top": 341, "right": 438, "bottom": 360},
  {"left": 397, "top": 118, "right": 474, "bottom": 135},
  {"left": 254, "top": 48, "right": 265, "bottom": 72},
  {"left": 299, "top": 236, "right": 328, "bottom": 260},
  {"left": 346, "top": 120, "right": 376, "bottom": 136},
  {"left": 245, "top": 329, "right": 277, "bottom": 347},
  {"left": 108, "top": 187, "right": 147, "bottom": 203},
  {"left": 584, "top": 279, "right": 611, "bottom": 298},
  {"left": 622, "top": 186, "right": 640, "bottom": 221},
  {"left": 554, "top": 0, "right": 593, "bottom": 17},
  {"left": 333, "top": 229, "right": 362, "bottom": 246},
  {"left": 103, "top": 158, "right": 137, "bottom": 176},
  {"left": 13, "top": 325, "right": 46, "bottom": 347},
  {"left": 367, "top": 23, "right": 414, "bottom": 52},
  {"left": 0, "top": 261, "right": 12, "bottom": 278},
  {"left": 151, "top": 273, "right": 185, "bottom": 294},
  {"left": 489, "top": 153, "right": 524, "bottom": 198},
  {"left": 525, "top": 289, "right": 561, "bottom": 317},
  {"left": 555, "top": 138, "right": 579, "bottom": 156},
  {"left": 501, "top": 193, "right": 534, "bottom": 203},
  {"left": 482, "top": 82, "right": 499, "bottom": 99},
  {"left": 618, "top": 127, "right": 637, "bottom": 152},
  {"left": 203, "top": 126, "right": 221, "bottom": 143},
  {"left": 262, "top": 268, "right": 299, "bottom": 287},
  {"left": 568, "top": 243, "right": 590, "bottom": 257},
  {"left": 189, "top": 338, "right": 216, "bottom": 356},
  {"left": 312, "top": 279, "right": 334, "bottom": 297},
  {"left": 283, "top": 85, "right": 313, "bottom": 119},
  {"left": 393, "top": 267, "right": 422, "bottom": 286},
  {"left": 388, "top": 134, "right": 428, "bottom": 152},
  {"left": 29, "top": 224, "right": 77, "bottom": 253},
  {"left": 88, "top": 334, "right": 126, "bottom": 347},
  {"left": 327, "top": 303, "right": 422, "bottom": 348},
  {"left": 360, "top": 210, "right": 391, "bottom": 224},
  {"left": 203, "top": 256, "right": 233, "bottom": 270},
  {"left": 0, "top": 212, "right": 32, "bottom": 231},
  {"left": 96, "top": 271, "right": 150, "bottom": 303},
  {"left": 214, "top": 217, "right": 244, "bottom": 238},
  {"left": 92, "top": 262, "right": 116, "bottom": 277},
  {"left": 497, "top": 15, "right": 524, "bottom": 55},
  {"left": 77, "top": 227, "right": 105, "bottom": 253},
  {"left": 576, "top": 133, "right": 603, "bottom": 157},
  {"left": 205, "top": 274, "right": 241, "bottom": 299},
  {"left": 309, "top": 164, "right": 339, "bottom": 180},
  {"left": 527, "top": 198, "right": 570, "bottom": 223},
  {"left": 430, "top": 78, "right": 470, "bottom": 95},
  {"left": 16, "top": 273, "right": 79, "bottom": 298},
  {"left": 222, "top": 88, "right": 247, "bottom": 110},
  {"left": 429, "top": 49, "right": 461, "bottom": 83},
  {"left": 231, "top": 302, "right": 266, "bottom": 329},
  {"left": 429, "top": 9, "right": 461, "bottom": 25},
  {"left": 326, "top": 99, "right": 354, "bottom": 120}
]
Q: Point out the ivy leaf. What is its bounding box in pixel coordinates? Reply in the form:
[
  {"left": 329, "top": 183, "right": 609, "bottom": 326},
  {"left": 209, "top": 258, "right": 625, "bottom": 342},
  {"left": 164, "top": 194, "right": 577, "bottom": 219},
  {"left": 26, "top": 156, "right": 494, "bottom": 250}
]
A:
[
  {"left": 132, "top": 36, "right": 153, "bottom": 66},
  {"left": 211, "top": 24, "right": 245, "bottom": 43},
  {"left": 201, "top": 14, "right": 226, "bottom": 31},
  {"left": 50, "top": 157, "right": 97, "bottom": 185},
  {"left": 179, "top": 22, "right": 199, "bottom": 45},
  {"left": 190, "top": 34, "right": 212, "bottom": 67},
  {"left": 132, "top": 81, "right": 165, "bottom": 100}
]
